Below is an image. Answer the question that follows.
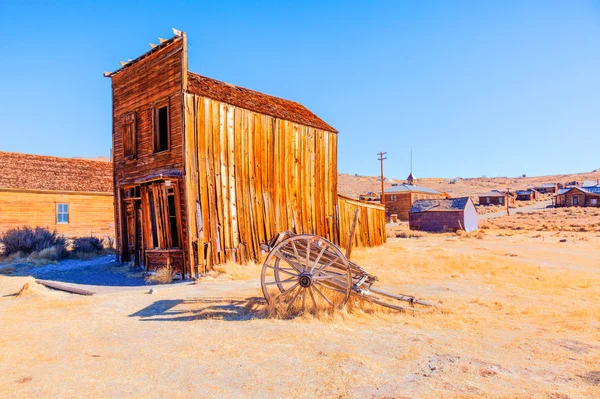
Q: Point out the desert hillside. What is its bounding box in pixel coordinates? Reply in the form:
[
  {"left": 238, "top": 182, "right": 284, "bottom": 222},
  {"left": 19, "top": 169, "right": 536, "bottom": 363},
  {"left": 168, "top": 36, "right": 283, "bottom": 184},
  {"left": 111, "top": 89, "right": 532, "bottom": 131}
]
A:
[{"left": 338, "top": 170, "right": 600, "bottom": 199}]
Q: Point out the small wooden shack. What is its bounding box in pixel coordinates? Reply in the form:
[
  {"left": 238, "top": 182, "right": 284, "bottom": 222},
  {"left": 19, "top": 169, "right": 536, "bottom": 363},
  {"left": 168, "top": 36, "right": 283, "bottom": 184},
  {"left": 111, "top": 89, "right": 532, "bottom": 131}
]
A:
[
  {"left": 478, "top": 190, "right": 516, "bottom": 206},
  {"left": 554, "top": 186, "right": 600, "bottom": 207},
  {"left": 535, "top": 183, "right": 561, "bottom": 194},
  {"left": 515, "top": 189, "right": 540, "bottom": 201},
  {"left": 0, "top": 151, "right": 114, "bottom": 237},
  {"left": 106, "top": 31, "right": 385, "bottom": 278},
  {"left": 383, "top": 184, "right": 444, "bottom": 221},
  {"left": 409, "top": 197, "right": 478, "bottom": 233}
]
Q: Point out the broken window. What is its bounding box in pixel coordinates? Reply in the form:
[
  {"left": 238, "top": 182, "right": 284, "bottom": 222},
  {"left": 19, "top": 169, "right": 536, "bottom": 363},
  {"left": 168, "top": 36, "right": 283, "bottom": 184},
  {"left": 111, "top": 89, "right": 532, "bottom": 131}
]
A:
[
  {"left": 57, "top": 203, "right": 69, "bottom": 224},
  {"left": 122, "top": 112, "right": 136, "bottom": 158},
  {"left": 167, "top": 187, "right": 179, "bottom": 248},
  {"left": 154, "top": 104, "right": 169, "bottom": 152}
]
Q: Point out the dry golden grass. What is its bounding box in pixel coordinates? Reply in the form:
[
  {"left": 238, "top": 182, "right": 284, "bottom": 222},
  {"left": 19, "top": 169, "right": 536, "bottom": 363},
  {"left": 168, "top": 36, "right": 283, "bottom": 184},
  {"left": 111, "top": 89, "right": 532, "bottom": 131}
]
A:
[
  {"left": 484, "top": 207, "right": 600, "bottom": 232},
  {"left": 144, "top": 267, "right": 173, "bottom": 284}
]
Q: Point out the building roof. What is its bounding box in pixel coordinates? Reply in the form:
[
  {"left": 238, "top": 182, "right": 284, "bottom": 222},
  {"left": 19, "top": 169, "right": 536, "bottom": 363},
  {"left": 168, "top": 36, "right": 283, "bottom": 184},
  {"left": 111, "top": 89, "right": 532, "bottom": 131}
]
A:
[
  {"left": 187, "top": 73, "right": 336, "bottom": 133},
  {"left": 0, "top": 151, "right": 113, "bottom": 193},
  {"left": 539, "top": 183, "right": 558, "bottom": 188},
  {"left": 384, "top": 184, "right": 441, "bottom": 195},
  {"left": 555, "top": 186, "right": 600, "bottom": 196},
  {"left": 409, "top": 197, "right": 471, "bottom": 213},
  {"left": 582, "top": 180, "right": 599, "bottom": 188},
  {"left": 480, "top": 190, "right": 516, "bottom": 198},
  {"left": 516, "top": 189, "right": 538, "bottom": 195}
]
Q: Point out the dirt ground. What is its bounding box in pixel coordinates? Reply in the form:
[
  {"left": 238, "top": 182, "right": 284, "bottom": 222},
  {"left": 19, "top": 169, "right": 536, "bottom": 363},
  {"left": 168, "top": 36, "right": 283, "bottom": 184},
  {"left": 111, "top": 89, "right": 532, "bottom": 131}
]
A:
[{"left": 1, "top": 230, "right": 599, "bottom": 398}]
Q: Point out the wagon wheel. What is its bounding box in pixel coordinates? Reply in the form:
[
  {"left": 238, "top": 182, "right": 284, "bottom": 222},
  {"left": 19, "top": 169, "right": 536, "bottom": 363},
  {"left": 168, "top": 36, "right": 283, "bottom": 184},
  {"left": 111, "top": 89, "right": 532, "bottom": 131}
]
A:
[{"left": 261, "top": 234, "right": 352, "bottom": 313}]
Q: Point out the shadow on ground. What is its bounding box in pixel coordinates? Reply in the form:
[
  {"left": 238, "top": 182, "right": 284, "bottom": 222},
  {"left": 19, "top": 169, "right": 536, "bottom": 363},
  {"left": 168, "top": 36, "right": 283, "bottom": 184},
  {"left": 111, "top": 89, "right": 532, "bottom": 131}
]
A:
[
  {"left": 129, "top": 297, "right": 266, "bottom": 322},
  {"left": 3, "top": 255, "right": 148, "bottom": 287}
]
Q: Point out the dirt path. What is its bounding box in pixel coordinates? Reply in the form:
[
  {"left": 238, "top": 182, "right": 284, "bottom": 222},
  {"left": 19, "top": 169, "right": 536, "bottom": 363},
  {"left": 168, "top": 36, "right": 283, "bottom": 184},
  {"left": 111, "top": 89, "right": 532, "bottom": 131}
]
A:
[
  {"left": 479, "top": 200, "right": 552, "bottom": 220},
  {"left": 1, "top": 232, "right": 599, "bottom": 398}
]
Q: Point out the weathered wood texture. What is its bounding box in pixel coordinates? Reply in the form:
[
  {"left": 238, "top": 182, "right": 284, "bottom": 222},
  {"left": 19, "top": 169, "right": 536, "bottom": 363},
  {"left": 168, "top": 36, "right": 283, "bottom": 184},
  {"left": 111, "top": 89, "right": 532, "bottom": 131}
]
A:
[
  {"left": 111, "top": 37, "right": 189, "bottom": 271},
  {"left": 385, "top": 192, "right": 444, "bottom": 221},
  {"left": 183, "top": 94, "right": 340, "bottom": 272},
  {"left": 555, "top": 188, "right": 600, "bottom": 207},
  {"left": 337, "top": 195, "right": 386, "bottom": 250},
  {"left": 0, "top": 189, "right": 114, "bottom": 237}
]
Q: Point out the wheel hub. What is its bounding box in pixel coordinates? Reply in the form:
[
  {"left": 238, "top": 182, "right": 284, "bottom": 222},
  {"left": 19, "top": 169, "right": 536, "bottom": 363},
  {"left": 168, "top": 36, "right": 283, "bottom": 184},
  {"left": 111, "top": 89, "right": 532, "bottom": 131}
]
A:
[{"left": 299, "top": 273, "right": 313, "bottom": 288}]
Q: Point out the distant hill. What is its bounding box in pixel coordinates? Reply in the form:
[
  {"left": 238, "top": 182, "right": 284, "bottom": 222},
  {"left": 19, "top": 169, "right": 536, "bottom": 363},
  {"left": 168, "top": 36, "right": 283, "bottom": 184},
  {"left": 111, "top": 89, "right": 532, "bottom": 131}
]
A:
[{"left": 338, "top": 171, "right": 600, "bottom": 199}]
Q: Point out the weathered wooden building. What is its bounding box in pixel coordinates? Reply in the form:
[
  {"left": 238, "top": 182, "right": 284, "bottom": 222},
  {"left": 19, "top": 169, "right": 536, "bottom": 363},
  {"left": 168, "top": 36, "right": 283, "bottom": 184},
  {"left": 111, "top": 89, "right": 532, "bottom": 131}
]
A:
[
  {"left": 554, "top": 186, "right": 600, "bottom": 207},
  {"left": 383, "top": 184, "right": 444, "bottom": 221},
  {"left": 0, "top": 151, "right": 114, "bottom": 236},
  {"left": 409, "top": 197, "right": 478, "bottom": 233},
  {"left": 106, "top": 31, "right": 384, "bottom": 278},
  {"left": 478, "top": 190, "right": 516, "bottom": 206},
  {"left": 515, "top": 189, "right": 540, "bottom": 201},
  {"left": 535, "top": 183, "right": 561, "bottom": 194}
]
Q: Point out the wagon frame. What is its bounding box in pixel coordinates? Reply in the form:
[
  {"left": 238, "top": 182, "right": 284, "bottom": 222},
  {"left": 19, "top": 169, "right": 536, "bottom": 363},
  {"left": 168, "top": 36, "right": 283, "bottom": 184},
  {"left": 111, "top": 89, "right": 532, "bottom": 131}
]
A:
[{"left": 260, "top": 231, "right": 436, "bottom": 314}]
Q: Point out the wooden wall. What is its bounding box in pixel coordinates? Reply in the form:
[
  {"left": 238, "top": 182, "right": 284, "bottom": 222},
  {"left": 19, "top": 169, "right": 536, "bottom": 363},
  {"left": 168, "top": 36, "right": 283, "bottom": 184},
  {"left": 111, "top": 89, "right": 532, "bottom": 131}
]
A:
[
  {"left": 385, "top": 192, "right": 443, "bottom": 221},
  {"left": 337, "top": 195, "right": 386, "bottom": 250},
  {"left": 110, "top": 37, "right": 189, "bottom": 266},
  {"left": 183, "top": 94, "right": 339, "bottom": 272},
  {"left": 0, "top": 189, "right": 114, "bottom": 237}
]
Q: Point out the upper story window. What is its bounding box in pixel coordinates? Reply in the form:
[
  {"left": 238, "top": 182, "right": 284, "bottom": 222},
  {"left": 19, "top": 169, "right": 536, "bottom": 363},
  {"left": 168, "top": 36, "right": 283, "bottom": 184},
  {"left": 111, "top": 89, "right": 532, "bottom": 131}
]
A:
[
  {"left": 57, "top": 203, "right": 69, "bottom": 224},
  {"left": 122, "top": 112, "right": 136, "bottom": 159},
  {"left": 154, "top": 103, "right": 170, "bottom": 153}
]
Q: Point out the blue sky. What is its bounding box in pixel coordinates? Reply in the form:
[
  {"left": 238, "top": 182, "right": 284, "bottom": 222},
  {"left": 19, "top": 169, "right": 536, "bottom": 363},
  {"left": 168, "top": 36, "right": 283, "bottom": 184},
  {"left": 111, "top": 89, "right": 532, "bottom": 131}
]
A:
[{"left": 1, "top": 1, "right": 599, "bottom": 179}]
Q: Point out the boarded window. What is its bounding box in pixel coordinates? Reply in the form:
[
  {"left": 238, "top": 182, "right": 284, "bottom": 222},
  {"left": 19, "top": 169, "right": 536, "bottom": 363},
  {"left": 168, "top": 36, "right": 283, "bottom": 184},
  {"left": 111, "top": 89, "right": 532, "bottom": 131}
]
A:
[
  {"left": 154, "top": 104, "right": 169, "bottom": 152},
  {"left": 57, "top": 203, "right": 69, "bottom": 224},
  {"left": 591, "top": 198, "right": 598, "bottom": 206},
  {"left": 122, "top": 112, "right": 136, "bottom": 158}
]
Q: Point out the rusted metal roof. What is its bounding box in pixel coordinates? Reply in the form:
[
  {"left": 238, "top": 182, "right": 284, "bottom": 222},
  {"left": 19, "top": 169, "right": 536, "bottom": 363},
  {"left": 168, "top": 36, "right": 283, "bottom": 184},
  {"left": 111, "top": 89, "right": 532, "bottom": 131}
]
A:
[
  {"left": 187, "top": 72, "right": 337, "bottom": 133},
  {"left": 384, "top": 184, "right": 441, "bottom": 195},
  {"left": 409, "top": 197, "right": 471, "bottom": 213},
  {"left": 0, "top": 151, "right": 113, "bottom": 193}
]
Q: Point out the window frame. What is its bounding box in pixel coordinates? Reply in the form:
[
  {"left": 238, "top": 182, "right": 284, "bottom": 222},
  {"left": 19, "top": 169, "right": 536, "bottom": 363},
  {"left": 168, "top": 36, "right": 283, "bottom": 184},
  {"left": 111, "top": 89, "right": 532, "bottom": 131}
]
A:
[
  {"left": 121, "top": 112, "right": 137, "bottom": 159},
  {"left": 153, "top": 99, "right": 171, "bottom": 154},
  {"left": 56, "top": 203, "right": 69, "bottom": 224}
]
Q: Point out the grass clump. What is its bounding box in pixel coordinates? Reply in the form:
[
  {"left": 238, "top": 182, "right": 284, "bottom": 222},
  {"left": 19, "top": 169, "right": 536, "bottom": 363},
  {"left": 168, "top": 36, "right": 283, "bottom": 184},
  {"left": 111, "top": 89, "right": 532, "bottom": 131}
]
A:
[{"left": 1, "top": 226, "right": 66, "bottom": 258}]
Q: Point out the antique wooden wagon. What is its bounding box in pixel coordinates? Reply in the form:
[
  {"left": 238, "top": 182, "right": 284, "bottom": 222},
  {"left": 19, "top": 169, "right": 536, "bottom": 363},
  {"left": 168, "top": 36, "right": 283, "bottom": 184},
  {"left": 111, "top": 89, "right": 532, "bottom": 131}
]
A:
[{"left": 105, "top": 30, "right": 386, "bottom": 278}]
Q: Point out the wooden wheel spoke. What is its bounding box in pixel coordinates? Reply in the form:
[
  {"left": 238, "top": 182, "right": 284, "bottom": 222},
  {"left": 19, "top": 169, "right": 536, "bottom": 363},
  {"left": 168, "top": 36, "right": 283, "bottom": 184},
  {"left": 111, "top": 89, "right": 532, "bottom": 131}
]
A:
[
  {"left": 312, "top": 285, "right": 334, "bottom": 308},
  {"left": 308, "top": 286, "right": 318, "bottom": 309},
  {"left": 273, "top": 282, "right": 300, "bottom": 303},
  {"left": 309, "top": 244, "right": 328, "bottom": 274},
  {"left": 314, "top": 280, "right": 348, "bottom": 295},
  {"left": 313, "top": 256, "right": 338, "bottom": 275},
  {"left": 274, "top": 249, "right": 303, "bottom": 274},
  {"left": 290, "top": 240, "right": 301, "bottom": 265},
  {"left": 286, "top": 285, "right": 302, "bottom": 310},
  {"left": 305, "top": 238, "right": 311, "bottom": 272},
  {"left": 301, "top": 287, "right": 306, "bottom": 311},
  {"left": 264, "top": 265, "right": 299, "bottom": 277},
  {"left": 264, "top": 276, "right": 298, "bottom": 285}
]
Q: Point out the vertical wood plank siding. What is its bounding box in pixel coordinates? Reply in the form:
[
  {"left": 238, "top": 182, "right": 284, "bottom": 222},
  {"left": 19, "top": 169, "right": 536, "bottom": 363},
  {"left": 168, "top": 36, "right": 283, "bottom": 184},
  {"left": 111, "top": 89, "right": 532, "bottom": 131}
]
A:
[
  {"left": 337, "top": 195, "right": 387, "bottom": 250},
  {"left": 184, "top": 94, "right": 345, "bottom": 272}
]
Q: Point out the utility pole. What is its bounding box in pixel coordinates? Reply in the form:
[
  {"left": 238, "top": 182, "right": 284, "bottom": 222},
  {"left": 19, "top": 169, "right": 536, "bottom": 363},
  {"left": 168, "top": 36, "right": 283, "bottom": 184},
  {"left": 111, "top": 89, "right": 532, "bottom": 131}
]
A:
[
  {"left": 506, "top": 187, "right": 510, "bottom": 216},
  {"left": 378, "top": 152, "right": 387, "bottom": 205}
]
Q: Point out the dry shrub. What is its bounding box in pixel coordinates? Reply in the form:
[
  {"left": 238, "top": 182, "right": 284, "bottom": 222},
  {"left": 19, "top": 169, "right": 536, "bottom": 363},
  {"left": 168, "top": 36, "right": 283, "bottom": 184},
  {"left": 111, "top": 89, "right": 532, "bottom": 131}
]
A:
[
  {"left": 457, "top": 230, "right": 485, "bottom": 239},
  {"left": 208, "top": 260, "right": 262, "bottom": 280},
  {"left": 0, "top": 226, "right": 66, "bottom": 257},
  {"left": 396, "top": 230, "right": 424, "bottom": 239},
  {"left": 145, "top": 267, "right": 173, "bottom": 285}
]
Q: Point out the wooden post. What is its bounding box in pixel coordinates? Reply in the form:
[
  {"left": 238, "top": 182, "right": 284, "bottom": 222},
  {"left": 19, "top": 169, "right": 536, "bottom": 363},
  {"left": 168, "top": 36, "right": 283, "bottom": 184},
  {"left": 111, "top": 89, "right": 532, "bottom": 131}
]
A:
[
  {"left": 506, "top": 188, "right": 510, "bottom": 216},
  {"left": 345, "top": 209, "right": 360, "bottom": 259},
  {"left": 378, "top": 152, "right": 387, "bottom": 206}
]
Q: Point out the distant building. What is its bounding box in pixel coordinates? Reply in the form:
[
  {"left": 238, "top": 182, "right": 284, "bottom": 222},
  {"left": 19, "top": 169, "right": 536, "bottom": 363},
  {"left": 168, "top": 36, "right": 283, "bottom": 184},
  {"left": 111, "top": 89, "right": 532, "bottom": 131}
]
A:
[
  {"left": 582, "top": 180, "right": 600, "bottom": 188},
  {"left": 409, "top": 197, "right": 478, "bottom": 233},
  {"left": 384, "top": 184, "right": 444, "bottom": 221},
  {"left": 478, "top": 190, "right": 516, "bottom": 206},
  {"left": 359, "top": 192, "right": 380, "bottom": 202},
  {"left": 0, "top": 151, "right": 114, "bottom": 237},
  {"left": 554, "top": 186, "right": 600, "bottom": 207},
  {"left": 515, "top": 189, "right": 540, "bottom": 201},
  {"left": 535, "top": 183, "right": 562, "bottom": 194}
]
